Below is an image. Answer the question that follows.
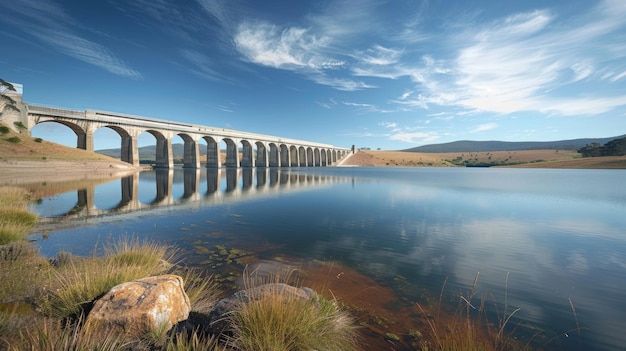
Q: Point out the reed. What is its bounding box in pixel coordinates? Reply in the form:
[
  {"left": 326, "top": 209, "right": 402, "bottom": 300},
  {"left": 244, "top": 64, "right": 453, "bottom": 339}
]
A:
[
  {"left": 417, "top": 272, "right": 531, "bottom": 351},
  {"left": 226, "top": 267, "right": 359, "bottom": 351}
]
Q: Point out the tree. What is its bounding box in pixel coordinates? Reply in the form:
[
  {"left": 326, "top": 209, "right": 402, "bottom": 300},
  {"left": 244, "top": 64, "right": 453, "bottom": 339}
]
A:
[
  {"left": 601, "top": 137, "right": 626, "bottom": 156},
  {"left": 577, "top": 142, "right": 601, "bottom": 157},
  {"left": 0, "top": 78, "right": 20, "bottom": 120},
  {"left": 578, "top": 137, "right": 626, "bottom": 157}
]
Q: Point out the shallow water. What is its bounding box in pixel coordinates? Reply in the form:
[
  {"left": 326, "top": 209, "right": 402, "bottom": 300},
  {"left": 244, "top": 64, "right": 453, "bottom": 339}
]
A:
[{"left": 28, "top": 167, "right": 626, "bottom": 351}]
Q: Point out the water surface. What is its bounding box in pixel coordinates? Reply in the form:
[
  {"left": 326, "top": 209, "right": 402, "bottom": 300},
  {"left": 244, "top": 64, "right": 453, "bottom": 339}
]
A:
[{"left": 28, "top": 167, "right": 626, "bottom": 351}]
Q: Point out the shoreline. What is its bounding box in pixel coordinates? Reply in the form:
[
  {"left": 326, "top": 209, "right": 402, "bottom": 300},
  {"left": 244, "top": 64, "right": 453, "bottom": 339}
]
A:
[{"left": 0, "top": 160, "right": 142, "bottom": 186}]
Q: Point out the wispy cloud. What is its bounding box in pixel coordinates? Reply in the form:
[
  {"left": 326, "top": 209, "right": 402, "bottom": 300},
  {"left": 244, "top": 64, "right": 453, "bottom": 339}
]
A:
[
  {"left": 0, "top": 0, "right": 141, "bottom": 78},
  {"left": 469, "top": 123, "right": 497, "bottom": 133},
  {"left": 342, "top": 0, "right": 626, "bottom": 118}
]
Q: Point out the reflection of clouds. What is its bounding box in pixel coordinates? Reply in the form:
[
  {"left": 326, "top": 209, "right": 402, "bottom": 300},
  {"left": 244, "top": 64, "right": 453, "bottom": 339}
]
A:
[
  {"left": 566, "top": 250, "right": 589, "bottom": 274},
  {"left": 308, "top": 210, "right": 626, "bottom": 350},
  {"left": 549, "top": 219, "right": 624, "bottom": 240}
]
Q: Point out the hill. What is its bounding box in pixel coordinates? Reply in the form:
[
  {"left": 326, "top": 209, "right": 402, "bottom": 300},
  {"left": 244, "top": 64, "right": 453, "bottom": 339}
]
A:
[
  {"left": 0, "top": 123, "right": 140, "bottom": 184},
  {"left": 97, "top": 143, "right": 208, "bottom": 161},
  {"left": 403, "top": 135, "right": 626, "bottom": 153}
]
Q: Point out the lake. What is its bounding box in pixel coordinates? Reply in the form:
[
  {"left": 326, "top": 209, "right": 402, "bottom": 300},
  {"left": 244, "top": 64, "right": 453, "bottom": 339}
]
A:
[{"left": 27, "top": 166, "right": 626, "bottom": 351}]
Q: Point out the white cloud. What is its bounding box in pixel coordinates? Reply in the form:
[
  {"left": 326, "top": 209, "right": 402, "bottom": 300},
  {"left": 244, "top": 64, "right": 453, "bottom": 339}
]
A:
[
  {"left": 388, "top": 131, "right": 439, "bottom": 144},
  {"left": 234, "top": 21, "right": 344, "bottom": 70},
  {"left": 355, "top": 45, "right": 403, "bottom": 66},
  {"left": 469, "top": 123, "right": 497, "bottom": 133}
]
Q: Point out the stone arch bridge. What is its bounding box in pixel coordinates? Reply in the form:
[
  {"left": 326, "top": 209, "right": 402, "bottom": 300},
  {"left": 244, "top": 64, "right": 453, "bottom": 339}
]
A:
[{"left": 23, "top": 104, "right": 351, "bottom": 168}]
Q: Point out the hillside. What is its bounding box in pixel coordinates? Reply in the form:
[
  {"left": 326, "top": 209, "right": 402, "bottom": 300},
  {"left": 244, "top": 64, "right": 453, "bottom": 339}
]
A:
[
  {"left": 0, "top": 123, "right": 140, "bottom": 183},
  {"left": 341, "top": 150, "right": 626, "bottom": 169},
  {"left": 97, "top": 143, "right": 208, "bottom": 161},
  {"left": 403, "top": 135, "right": 625, "bottom": 153}
]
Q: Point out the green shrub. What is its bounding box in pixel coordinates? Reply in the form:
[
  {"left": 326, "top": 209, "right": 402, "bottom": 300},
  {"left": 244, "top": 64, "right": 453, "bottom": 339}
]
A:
[
  {"left": 33, "top": 137, "right": 43, "bottom": 143},
  {"left": 13, "top": 121, "right": 26, "bottom": 130},
  {"left": 0, "top": 125, "right": 9, "bottom": 134},
  {"left": 5, "top": 137, "right": 20, "bottom": 144}
]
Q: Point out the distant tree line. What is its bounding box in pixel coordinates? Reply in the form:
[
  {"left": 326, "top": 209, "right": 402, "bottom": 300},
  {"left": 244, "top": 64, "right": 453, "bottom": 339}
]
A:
[{"left": 578, "top": 137, "right": 626, "bottom": 157}]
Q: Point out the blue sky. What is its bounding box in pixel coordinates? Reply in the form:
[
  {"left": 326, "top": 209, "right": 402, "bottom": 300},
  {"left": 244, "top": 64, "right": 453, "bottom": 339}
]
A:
[{"left": 1, "top": 0, "right": 625, "bottom": 150}]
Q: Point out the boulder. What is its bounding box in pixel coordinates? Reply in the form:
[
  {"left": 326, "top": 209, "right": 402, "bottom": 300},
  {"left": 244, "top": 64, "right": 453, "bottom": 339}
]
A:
[{"left": 85, "top": 274, "right": 191, "bottom": 338}]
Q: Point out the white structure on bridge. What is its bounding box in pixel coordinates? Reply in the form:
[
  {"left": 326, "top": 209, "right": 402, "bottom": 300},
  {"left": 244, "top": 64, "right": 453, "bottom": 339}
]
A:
[{"left": 1, "top": 87, "right": 351, "bottom": 168}]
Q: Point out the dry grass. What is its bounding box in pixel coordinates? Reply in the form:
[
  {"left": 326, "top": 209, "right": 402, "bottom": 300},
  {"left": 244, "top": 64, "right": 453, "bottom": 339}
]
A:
[
  {"left": 342, "top": 149, "right": 625, "bottom": 169},
  {"left": 0, "top": 186, "right": 37, "bottom": 245},
  {"left": 37, "top": 238, "right": 175, "bottom": 318},
  {"left": 226, "top": 267, "right": 359, "bottom": 351}
]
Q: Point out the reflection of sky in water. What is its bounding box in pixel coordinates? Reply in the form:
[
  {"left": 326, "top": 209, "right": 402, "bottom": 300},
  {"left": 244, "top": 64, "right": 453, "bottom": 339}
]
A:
[
  {"left": 30, "top": 191, "right": 77, "bottom": 217},
  {"left": 28, "top": 167, "right": 626, "bottom": 351}
]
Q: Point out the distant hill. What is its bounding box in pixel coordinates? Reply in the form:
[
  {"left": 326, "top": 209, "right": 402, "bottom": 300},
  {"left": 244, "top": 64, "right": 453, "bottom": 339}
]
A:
[
  {"left": 403, "top": 135, "right": 626, "bottom": 153},
  {"left": 97, "top": 143, "right": 208, "bottom": 160}
]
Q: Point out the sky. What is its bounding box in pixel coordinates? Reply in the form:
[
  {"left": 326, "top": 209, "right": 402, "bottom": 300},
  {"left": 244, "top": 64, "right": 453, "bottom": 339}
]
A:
[{"left": 1, "top": 0, "right": 626, "bottom": 151}]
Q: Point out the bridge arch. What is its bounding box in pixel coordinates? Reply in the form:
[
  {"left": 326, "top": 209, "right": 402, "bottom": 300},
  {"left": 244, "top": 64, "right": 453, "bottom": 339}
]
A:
[
  {"left": 203, "top": 136, "right": 220, "bottom": 168},
  {"left": 320, "top": 149, "right": 327, "bottom": 166},
  {"left": 268, "top": 143, "right": 279, "bottom": 167},
  {"left": 141, "top": 130, "right": 172, "bottom": 169},
  {"left": 176, "top": 133, "right": 200, "bottom": 169},
  {"left": 255, "top": 141, "right": 267, "bottom": 167},
  {"left": 98, "top": 125, "right": 136, "bottom": 165},
  {"left": 222, "top": 138, "right": 239, "bottom": 168},
  {"left": 298, "top": 146, "right": 306, "bottom": 167},
  {"left": 280, "top": 144, "right": 290, "bottom": 167},
  {"left": 289, "top": 145, "right": 299, "bottom": 167},
  {"left": 32, "top": 119, "right": 87, "bottom": 149},
  {"left": 241, "top": 139, "right": 254, "bottom": 167}
]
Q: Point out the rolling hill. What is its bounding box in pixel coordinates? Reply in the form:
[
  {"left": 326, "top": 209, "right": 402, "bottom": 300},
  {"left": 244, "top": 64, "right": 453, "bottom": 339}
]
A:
[
  {"left": 403, "top": 135, "right": 626, "bottom": 153},
  {"left": 97, "top": 143, "right": 208, "bottom": 161}
]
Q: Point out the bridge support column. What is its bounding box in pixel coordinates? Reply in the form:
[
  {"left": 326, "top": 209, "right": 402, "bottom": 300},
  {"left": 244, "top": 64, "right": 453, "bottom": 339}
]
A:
[
  {"left": 155, "top": 137, "right": 173, "bottom": 169},
  {"left": 121, "top": 134, "right": 140, "bottom": 167},
  {"left": 183, "top": 139, "right": 200, "bottom": 169},
  {"left": 77, "top": 131, "right": 94, "bottom": 151}
]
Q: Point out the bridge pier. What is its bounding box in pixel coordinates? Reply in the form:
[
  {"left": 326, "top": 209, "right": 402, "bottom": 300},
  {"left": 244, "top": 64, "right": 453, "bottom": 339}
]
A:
[{"left": 155, "top": 136, "right": 173, "bottom": 169}]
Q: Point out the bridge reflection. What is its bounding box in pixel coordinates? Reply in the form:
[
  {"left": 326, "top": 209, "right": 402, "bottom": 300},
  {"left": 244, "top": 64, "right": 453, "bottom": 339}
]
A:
[{"left": 35, "top": 168, "right": 348, "bottom": 222}]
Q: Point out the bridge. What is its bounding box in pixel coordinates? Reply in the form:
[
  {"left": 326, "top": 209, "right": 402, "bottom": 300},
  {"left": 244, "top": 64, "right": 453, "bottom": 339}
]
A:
[{"left": 2, "top": 87, "right": 351, "bottom": 168}]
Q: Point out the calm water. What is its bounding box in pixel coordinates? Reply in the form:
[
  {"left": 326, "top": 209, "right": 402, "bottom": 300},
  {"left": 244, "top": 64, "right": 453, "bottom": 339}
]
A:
[{"left": 28, "top": 167, "right": 626, "bottom": 351}]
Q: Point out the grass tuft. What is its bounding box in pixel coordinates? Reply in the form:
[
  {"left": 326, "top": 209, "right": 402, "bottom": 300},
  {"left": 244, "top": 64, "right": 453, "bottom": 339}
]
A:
[
  {"left": 226, "top": 267, "right": 359, "bottom": 351},
  {"left": 37, "top": 238, "right": 174, "bottom": 318}
]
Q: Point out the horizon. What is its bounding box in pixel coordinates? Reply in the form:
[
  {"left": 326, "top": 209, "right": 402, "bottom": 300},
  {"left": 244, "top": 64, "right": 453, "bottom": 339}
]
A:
[{"left": 2, "top": 0, "right": 625, "bottom": 150}]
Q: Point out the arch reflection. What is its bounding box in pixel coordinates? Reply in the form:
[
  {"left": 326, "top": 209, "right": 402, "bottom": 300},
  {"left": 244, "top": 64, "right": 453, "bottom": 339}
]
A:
[{"left": 33, "top": 169, "right": 350, "bottom": 222}]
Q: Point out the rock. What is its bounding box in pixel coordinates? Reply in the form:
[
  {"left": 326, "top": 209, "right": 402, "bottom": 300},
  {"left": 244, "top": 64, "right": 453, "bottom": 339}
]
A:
[{"left": 85, "top": 274, "right": 191, "bottom": 338}]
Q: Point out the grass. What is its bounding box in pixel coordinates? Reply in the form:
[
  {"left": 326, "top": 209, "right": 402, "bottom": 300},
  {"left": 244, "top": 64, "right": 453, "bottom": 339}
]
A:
[
  {"left": 226, "top": 267, "right": 359, "bottom": 351},
  {"left": 0, "top": 187, "right": 37, "bottom": 245},
  {"left": 37, "top": 237, "right": 176, "bottom": 318}
]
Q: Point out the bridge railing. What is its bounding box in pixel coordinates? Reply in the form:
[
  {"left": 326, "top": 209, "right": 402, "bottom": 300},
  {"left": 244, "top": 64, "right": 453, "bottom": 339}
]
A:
[{"left": 26, "top": 104, "right": 85, "bottom": 119}]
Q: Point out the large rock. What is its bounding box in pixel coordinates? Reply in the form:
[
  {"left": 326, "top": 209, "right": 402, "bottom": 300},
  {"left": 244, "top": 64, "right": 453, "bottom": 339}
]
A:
[{"left": 85, "top": 274, "right": 191, "bottom": 338}]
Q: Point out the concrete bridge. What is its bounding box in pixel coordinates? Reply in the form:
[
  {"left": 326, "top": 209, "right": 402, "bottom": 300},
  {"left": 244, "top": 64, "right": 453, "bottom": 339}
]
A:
[
  {"left": 24, "top": 104, "right": 350, "bottom": 168},
  {"left": 2, "top": 87, "right": 351, "bottom": 168}
]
